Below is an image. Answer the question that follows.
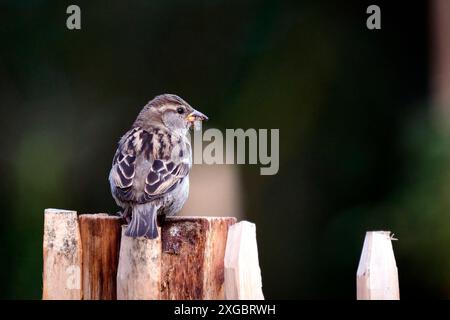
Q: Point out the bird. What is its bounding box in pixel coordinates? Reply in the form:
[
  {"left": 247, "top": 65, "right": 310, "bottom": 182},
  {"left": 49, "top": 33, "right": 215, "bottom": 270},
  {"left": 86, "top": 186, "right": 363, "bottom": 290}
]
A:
[{"left": 109, "top": 94, "right": 208, "bottom": 239}]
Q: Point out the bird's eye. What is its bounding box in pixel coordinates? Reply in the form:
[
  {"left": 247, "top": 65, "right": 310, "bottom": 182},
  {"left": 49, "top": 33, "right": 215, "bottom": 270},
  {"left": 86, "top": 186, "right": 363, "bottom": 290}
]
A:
[{"left": 177, "top": 107, "right": 185, "bottom": 114}]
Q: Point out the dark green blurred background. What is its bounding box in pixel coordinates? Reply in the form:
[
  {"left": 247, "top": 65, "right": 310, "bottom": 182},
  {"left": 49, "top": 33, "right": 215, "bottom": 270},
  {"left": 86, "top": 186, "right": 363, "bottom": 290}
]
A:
[{"left": 2, "top": 0, "right": 449, "bottom": 299}]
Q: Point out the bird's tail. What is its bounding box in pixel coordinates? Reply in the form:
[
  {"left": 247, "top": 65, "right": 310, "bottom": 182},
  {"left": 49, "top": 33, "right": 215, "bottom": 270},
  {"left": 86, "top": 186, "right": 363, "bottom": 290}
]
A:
[{"left": 125, "top": 204, "right": 159, "bottom": 239}]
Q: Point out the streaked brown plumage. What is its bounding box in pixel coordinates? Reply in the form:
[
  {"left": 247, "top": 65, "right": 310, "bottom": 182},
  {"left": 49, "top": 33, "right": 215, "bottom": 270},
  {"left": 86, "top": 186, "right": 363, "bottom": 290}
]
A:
[{"left": 109, "top": 94, "right": 208, "bottom": 239}]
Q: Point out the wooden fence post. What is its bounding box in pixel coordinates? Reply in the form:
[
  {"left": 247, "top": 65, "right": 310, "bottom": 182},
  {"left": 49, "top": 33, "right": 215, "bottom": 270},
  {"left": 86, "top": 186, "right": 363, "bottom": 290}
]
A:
[
  {"left": 43, "top": 208, "right": 82, "bottom": 300},
  {"left": 116, "top": 216, "right": 236, "bottom": 300},
  {"left": 356, "top": 231, "right": 399, "bottom": 300},
  {"left": 161, "top": 216, "right": 236, "bottom": 300},
  {"left": 79, "top": 214, "right": 122, "bottom": 300},
  {"left": 43, "top": 209, "right": 242, "bottom": 300},
  {"left": 116, "top": 225, "right": 162, "bottom": 300},
  {"left": 224, "top": 221, "right": 264, "bottom": 300}
]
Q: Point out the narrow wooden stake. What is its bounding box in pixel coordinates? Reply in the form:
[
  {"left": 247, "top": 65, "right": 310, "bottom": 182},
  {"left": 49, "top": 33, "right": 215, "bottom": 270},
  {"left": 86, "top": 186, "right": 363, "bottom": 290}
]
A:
[
  {"left": 161, "top": 216, "right": 236, "bottom": 299},
  {"left": 224, "top": 221, "right": 264, "bottom": 300},
  {"left": 79, "top": 214, "right": 122, "bottom": 300},
  {"left": 356, "top": 231, "right": 399, "bottom": 300},
  {"left": 43, "top": 208, "right": 82, "bottom": 300},
  {"left": 116, "top": 225, "right": 162, "bottom": 300}
]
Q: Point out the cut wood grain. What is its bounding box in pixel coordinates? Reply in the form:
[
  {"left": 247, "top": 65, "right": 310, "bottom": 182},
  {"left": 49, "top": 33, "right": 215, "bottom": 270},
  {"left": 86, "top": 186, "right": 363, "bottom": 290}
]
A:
[
  {"left": 116, "top": 225, "right": 162, "bottom": 300},
  {"left": 79, "top": 214, "right": 122, "bottom": 300},
  {"left": 116, "top": 216, "right": 235, "bottom": 300},
  {"left": 42, "top": 208, "right": 82, "bottom": 300},
  {"left": 161, "top": 216, "right": 236, "bottom": 300},
  {"left": 43, "top": 209, "right": 242, "bottom": 301},
  {"left": 224, "top": 221, "right": 264, "bottom": 300},
  {"left": 356, "top": 231, "right": 399, "bottom": 300},
  {"left": 203, "top": 217, "right": 236, "bottom": 299}
]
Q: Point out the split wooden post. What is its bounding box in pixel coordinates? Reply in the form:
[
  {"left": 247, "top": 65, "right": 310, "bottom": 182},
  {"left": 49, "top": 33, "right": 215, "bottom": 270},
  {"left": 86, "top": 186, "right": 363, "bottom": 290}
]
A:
[
  {"left": 356, "top": 231, "right": 399, "bottom": 300},
  {"left": 116, "top": 226, "right": 162, "bottom": 300},
  {"left": 79, "top": 214, "right": 122, "bottom": 300},
  {"left": 43, "top": 209, "right": 241, "bottom": 300},
  {"left": 161, "top": 216, "right": 236, "bottom": 300},
  {"left": 43, "top": 208, "right": 82, "bottom": 300},
  {"left": 223, "top": 221, "right": 264, "bottom": 300},
  {"left": 116, "top": 216, "right": 235, "bottom": 300}
]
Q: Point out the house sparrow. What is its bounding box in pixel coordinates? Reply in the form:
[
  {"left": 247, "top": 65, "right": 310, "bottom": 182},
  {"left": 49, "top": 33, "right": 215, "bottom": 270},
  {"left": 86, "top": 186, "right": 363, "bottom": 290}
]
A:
[{"left": 109, "top": 94, "right": 208, "bottom": 239}]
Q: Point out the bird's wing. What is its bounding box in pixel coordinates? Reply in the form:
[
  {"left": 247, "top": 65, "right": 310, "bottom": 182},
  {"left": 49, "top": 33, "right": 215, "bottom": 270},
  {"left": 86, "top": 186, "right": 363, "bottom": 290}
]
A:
[
  {"left": 110, "top": 127, "right": 191, "bottom": 203},
  {"left": 142, "top": 132, "right": 191, "bottom": 202},
  {"left": 143, "top": 157, "right": 190, "bottom": 201},
  {"left": 110, "top": 127, "right": 142, "bottom": 202}
]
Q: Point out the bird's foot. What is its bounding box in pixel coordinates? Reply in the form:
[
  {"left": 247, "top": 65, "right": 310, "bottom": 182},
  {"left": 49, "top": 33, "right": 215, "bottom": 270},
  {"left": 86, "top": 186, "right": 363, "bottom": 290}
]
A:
[{"left": 118, "top": 208, "right": 132, "bottom": 224}]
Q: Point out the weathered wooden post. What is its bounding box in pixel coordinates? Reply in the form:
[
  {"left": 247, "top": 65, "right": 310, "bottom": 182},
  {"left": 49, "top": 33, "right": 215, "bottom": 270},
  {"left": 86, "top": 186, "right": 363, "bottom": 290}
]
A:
[
  {"left": 43, "top": 210, "right": 122, "bottom": 300},
  {"left": 43, "top": 208, "right": 263, "bottom": 300},
  {"left": 43, "top": 209, "right": 82, "bottom": 300},
  {"left": 224, "top": 221, "right": 264, "bottom": 299},
  {"left": 79, "top": 214, "right": 122, "bottom": 299},
  {"left": 161, "top": 216, "right": 236, "bottom": 299},
  {"left": 116, "top": 225, "right": 162, "bottom": 300},
  {"left": 356, "top": 231, "right": 399, "bottom": 300},
  {"left": 116, "top": 216, "right": 236, "bottom": 299}
]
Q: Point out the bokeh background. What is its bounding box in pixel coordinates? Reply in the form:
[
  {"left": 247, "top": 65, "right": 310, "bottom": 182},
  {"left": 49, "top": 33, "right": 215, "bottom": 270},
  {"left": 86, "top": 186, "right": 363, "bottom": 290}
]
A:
[{"left": 1, "top": 0, "right": 449, "bottom": 299}]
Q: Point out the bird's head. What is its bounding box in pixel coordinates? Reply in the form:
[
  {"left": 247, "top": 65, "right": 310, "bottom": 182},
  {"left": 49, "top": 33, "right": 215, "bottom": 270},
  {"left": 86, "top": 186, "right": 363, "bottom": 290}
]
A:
[{"left": 134, "top": 94, "right": 208, "bottom": 134}]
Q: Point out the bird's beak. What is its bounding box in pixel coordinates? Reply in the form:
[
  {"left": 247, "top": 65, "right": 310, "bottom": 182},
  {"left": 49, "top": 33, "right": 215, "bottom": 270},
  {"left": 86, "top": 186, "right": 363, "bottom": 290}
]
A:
[{"left": 186, "top": 109, "right": 208, "bottom": 122}]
